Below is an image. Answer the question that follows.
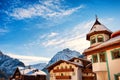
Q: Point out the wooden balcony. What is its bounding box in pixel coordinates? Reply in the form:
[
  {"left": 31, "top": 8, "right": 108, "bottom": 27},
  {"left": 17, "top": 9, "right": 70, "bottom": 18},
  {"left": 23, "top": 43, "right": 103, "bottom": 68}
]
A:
[
  {"left": 56, "top": 76, "right": 71, "bottom": 79},
  {"left": 53, "top": 68, "right": 74, "bottom": 72},
  {"left": 83, "top": 69, "right": 92, "bottom": 73}
]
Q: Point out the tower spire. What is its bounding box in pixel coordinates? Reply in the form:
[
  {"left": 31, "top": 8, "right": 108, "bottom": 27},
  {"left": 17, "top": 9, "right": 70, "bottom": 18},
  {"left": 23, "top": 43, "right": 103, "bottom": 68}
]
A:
[
  {"left": 93, "top": 15, "right": 101, "bottom": 26},
  {"left": 95, "top": 15, "right": 98, "bottom": 20}
]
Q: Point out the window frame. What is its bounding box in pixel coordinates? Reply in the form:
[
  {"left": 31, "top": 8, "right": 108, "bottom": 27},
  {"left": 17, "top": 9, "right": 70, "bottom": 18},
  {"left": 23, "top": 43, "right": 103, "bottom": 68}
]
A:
[
  {"left": 111, "top": 49, "right": 120, "bottom": 60},
  {"left": 92, "top": 54, "right": 98, "bottom": 63},
  {"left": 97, "top": 35, "right": 104, "bottom": 42},
  {"left": 90, "top": 36, "right": 96, "bottom": 45},
  {"left": 114, "top": 73, "right": 120, "bottom": 80},
  {"left": 99, "top": 52, "right": 106, "bottom": 62}
]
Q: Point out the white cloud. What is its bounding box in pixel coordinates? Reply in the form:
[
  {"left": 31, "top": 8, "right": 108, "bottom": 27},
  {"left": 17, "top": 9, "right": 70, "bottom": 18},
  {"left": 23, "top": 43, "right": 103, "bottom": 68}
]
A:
[
  {"left": 20, "top": 17, "right": 114, "bottom": 55},
  {"left": 7, "top": 53, "right": 50, "bottom": 65},
  {"left": 41, "top": 21, "right": 91, "bottom": 53},
  {"left": 9, "top": 0, "right": 84, "bottom": 19},
  {"left": 42, "top": 39, "right": 64, "bottom": 47},
  {"left": 47, "top": 32, "right": 59, "bottom": 38}
]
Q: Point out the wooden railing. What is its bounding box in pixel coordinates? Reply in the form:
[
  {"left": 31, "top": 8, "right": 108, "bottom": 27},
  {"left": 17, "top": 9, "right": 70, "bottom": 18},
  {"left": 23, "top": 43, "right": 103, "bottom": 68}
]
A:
[
  {"left": 53, "top": 68, "right": 74, "bottom": 72},
  {"left": 56, "top": 76, "right": 71, "bottom": 79}
]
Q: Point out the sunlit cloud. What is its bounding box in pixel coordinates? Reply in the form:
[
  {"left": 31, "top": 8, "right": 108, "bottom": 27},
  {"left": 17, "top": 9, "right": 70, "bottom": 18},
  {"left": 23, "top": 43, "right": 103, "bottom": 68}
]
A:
[{"left": 7, "top": 53, "right": 50, "bottom": 65}]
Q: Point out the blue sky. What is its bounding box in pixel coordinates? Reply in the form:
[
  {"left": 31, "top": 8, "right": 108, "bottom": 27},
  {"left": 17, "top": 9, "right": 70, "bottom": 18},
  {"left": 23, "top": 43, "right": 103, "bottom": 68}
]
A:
[{"left": 0, "top": 0, "right": 120, "bottom": 65}]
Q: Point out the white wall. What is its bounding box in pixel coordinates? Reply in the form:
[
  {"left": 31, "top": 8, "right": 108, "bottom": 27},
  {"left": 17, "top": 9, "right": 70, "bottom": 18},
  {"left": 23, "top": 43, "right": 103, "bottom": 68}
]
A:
[{"left": 107, "top": 47, "right": 120, "bottom": 80}]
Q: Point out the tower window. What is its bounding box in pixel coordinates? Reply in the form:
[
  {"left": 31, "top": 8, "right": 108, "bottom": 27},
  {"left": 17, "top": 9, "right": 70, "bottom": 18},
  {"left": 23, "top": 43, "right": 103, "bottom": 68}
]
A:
[
  {"left": 111, "top": 49, "right": 120, "bottom": 59},
  {"left": 97, "top": 35, "right": 104, "bottom": 42},
  {"left": 99, "top": 52, "right": 106, "bottom": 62},
  {"left": 92, "top": 54, "right": 98, "bottom": 63},
  {"left": 91, "top": 36, "right": 96, "bottom": 44}
]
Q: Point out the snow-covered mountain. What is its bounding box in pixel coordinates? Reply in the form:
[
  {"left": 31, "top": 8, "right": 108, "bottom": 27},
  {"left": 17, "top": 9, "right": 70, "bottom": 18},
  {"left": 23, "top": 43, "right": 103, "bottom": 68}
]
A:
[
  {"left": 30, "top": 63, "right": 47, "bottom": 70},
  {"left": 46, "top": 48, "right": 83, "bottom": 67},
  {"left": 31, "top": 48, "right": 83, "bottom": 72},
  {"left": 0, "top": 51, "right": 25, "bottom": 79}
]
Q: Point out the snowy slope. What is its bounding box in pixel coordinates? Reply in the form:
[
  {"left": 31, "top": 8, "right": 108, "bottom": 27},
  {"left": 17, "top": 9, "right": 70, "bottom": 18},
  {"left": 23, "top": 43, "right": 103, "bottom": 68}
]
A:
[
  {"left": 30, "top": 63, "right": 47, "bottom": 70},
  {"left": 46, "top": 48, "right": 83, "bottom": 67},
  {"left": 0, "top": 51, "right": 25, "bottom": 79}
]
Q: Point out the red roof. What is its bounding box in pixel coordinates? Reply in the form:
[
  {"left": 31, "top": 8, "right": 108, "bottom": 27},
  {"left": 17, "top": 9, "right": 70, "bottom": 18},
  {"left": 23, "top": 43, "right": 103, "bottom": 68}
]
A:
[{"left": 111, "top": 30, "right": 120, "bottom": 38}]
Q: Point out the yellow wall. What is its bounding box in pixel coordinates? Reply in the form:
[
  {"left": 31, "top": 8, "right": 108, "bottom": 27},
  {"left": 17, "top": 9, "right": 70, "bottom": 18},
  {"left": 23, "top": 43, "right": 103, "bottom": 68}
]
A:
[{"left": 49, "top": 62, "right": 82, "bottom": 80}]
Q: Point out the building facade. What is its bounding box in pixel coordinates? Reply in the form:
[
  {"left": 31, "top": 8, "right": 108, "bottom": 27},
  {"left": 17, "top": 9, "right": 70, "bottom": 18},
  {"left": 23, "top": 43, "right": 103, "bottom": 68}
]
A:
[
  {"left": 83, "top": 17, "right": 120, "bottom": 80},
  {"left": 47, "top": 57, "right": 96, "bottom": 80},
  {"left": 10, "top": 66, "right": 46, "bottom": 80}
]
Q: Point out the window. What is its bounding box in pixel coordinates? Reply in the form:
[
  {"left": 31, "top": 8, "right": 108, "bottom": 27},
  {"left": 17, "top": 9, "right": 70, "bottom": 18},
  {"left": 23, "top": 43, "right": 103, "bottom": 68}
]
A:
[
  {"left": 91, "top": 36, "right": 96, "bottom": 44},
  {"left": 111, "top": 49, "right": 120, "bottom": 59},
  {"left": 57, "top": 67, "right": 59, "bottom": 69},
  {"left": 65, "top": 66, "right": 67, "bottom": 69},
  {"left": 61, "top": 73, "right": 64, "bottom": 76},
  {"left": 99, "top": 52, "right": 106, "bottom": 62},
  {"left": 70, "top": 66, "right": 72, "bottom": 69},
  {"left": 114, "top": 73, "right": 120, "bottom": 80},
  {"left": 92, "top": 54, "right": 98, "bottom": 63},
  {"left": 77, "top": 60, "right": 79, "bottom": 63},
  {"left": 97, "top": 35, "right": 104, "bottom": 42},
  {"left": 61, "top": 66, "right": 63, "bottom": 69}
]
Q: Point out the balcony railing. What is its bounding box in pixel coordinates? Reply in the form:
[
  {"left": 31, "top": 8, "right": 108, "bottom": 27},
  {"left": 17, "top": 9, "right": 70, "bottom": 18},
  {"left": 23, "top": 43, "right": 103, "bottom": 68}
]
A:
[
  {"left": 56, "top": 76, "right": 71, "bottom": 79},
  {"left": 53, "top": 68, "right": 74, "bottom": 72},
  {"left": 83, "top": 69, "right": 92, "bottom": 73}
]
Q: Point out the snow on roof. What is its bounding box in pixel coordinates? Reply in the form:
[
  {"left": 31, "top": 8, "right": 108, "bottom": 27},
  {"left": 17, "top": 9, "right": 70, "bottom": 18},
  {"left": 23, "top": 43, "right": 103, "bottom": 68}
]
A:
[
  {"left": 84, "top": 35, "right": 120, "bottom": 53},
  {"left": 86, "top": 18, "right": 112, "bottom": 40},
  {"left": 18, "top": 67, "right": 46, "bottom": 76},
  {"left": 89, "top": 24, "right": 112, "bottom": 34},
  {"left": 47, "top": 60, "right": 83, "bottom": 71},
  {"left": 69, "top": 57, "right": 91, "bottom": 62}
]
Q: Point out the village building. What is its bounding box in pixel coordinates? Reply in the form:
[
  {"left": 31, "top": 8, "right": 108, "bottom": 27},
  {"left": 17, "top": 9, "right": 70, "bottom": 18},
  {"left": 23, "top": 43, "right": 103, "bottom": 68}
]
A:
[
  {"left": 83, "top": 17, "right": 120, "bottom": 80},
  {"left": 47, "top": 57, "right": 96, "bottom": 80},
  {"left": 10, "top": 66, "right": 46, "bottom": 80}
]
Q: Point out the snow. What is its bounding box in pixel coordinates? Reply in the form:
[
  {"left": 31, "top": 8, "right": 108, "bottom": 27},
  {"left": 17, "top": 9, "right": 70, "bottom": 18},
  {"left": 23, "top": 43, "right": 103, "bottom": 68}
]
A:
[
  {"left": 18, "top": 67, "right": 46, "bottom": 75},
  {"left": 0, "top": 52, "right": 25, "bottom": 78},
  {"left": 46, "top": 48, "right": 82, "bottom": 67},
  {"left": 89, "top": 24, "right": 112, "bottom": 34},
  {"left": 30, "top": 63, "right": 47, "bottom": 70}
]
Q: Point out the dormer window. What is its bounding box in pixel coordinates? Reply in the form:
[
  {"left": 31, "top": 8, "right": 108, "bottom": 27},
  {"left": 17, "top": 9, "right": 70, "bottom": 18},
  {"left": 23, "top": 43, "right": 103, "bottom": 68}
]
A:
[
  {"left": 90, "top": 36, "right": 96, "bottom": 44},
  {"left": 97, "top": 35, "right": 104, "bottom": 42}
]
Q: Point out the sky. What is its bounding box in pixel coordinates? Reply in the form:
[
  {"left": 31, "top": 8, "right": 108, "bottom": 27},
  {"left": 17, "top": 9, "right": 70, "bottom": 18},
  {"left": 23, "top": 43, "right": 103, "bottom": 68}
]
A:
[{"left": 0, "top": 0, "right": 120, "bottom": 65}]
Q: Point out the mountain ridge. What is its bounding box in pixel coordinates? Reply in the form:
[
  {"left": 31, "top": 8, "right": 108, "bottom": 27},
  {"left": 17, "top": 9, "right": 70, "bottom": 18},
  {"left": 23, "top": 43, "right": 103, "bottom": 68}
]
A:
[{"left": 0, "top": 50, "right": 25, "bottom": 79}]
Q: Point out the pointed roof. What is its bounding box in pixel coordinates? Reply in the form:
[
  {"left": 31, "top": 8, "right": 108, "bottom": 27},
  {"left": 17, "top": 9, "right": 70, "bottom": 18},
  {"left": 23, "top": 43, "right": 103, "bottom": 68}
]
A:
[
  {"left": 87, "top": 17, "right": 112, "bottom": 40},
  {"left": 47, "top": 60, "right": 83, "bottom": 72}
]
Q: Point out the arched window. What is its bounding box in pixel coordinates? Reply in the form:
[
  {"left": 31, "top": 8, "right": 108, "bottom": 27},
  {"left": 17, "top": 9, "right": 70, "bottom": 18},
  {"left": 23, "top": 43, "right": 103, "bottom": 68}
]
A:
[
  {"left": 70, "top": 66, "right": 72, "bottom": 69},
  {"left": 65, "top": 66, "right": 67, "bottom": 69},
  {"left": 97, "top": 35, "right": 104, "bottom": 42},
  {"left": 90, "top": 36, "right": 96, "bottom": 44},
  {"left": 61, "top": 73, "right": 64, "bottom": 76},
  {"left": 57, "top": 67, "right": 59, "bottom": 69}
]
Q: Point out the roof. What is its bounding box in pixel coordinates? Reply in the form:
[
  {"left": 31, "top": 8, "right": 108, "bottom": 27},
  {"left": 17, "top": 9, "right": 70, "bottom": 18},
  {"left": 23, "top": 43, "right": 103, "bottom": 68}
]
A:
[
  {"left": 111, "top": 30, "right": 120, "bottom": 38},
  {"left": 87, "top": 18, "right": 112, "bottom": 40},
  {"left": 47, "top": 60, "right": 83, "bottom": 71},
  {"left": 84, "top": 35, "right": 120, "bottom": 55},
  {"left": 18, "top": 67, "right": 46, "bottom": 76},
  {"left": 69, "top": 57, "right": 91, "bottom": 63}
]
